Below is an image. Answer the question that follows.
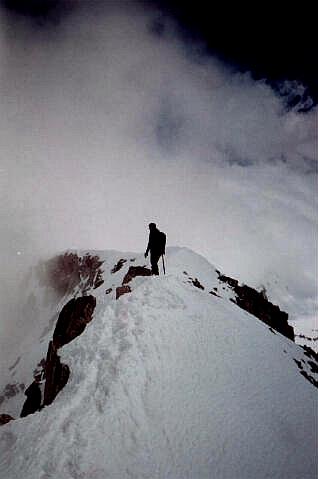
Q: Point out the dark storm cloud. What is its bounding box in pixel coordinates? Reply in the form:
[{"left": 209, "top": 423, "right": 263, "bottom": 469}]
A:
[
  {"left": 0, "top": 0, "right": 76, "bottom": 21},
  {"left": 151, "top": 0, "right": 318, "bottom": 105}
]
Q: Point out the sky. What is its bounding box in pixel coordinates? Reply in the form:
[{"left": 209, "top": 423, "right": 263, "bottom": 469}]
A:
[
  {"left": 0, "top": 0, "right": 317, "bottom": 360},
  {"left": 153, "top": 1, "right": 318, "bottom": 105}
]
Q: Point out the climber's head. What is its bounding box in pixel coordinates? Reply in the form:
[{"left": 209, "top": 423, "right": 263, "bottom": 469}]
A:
[{"left": 149, "top": 222, "right": 156, "bottom": 231}]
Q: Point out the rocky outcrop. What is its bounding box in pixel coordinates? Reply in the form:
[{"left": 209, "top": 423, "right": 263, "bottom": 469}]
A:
[
  {"left": 43, "top": 341, "right": 70, "bottom": 407},
  {"left": 190, "top": 278, "right": 204, "bottom": 290},
  {"left": 53, "top": 295, "right": 96, "bottom": 349},
  {"left": 0, "top": 414, "right": 14, "bottom": 426},
  {"left": 295, "top": 334, "right": 318, "bottom": 348},
  {"left": 44, "top": 295, "right": 96, "bottom": 405},
  {"left": 184, "top": 273, "right": 205, "bottom": 290},
  {"left": 16, "top": 294, "right": 96, "bottom": 418},
  {"left": 114, "top": 266, "right": 152, "bottom": 300},
  {"left": 47, "top": 252, "right": 104, "bottom": 295},
  {"left": 122, "top": 266, "right": 152, "bottom": 285},
  {"left": 20, "top": 380, "right": 42, "bottom": 418},
  {"left": 293, "top": 346, "right": 318, "bottom": 388},
  {"left": 111, "top": 259, "right": 127, "bottom": 273},
  {"left": 116, "top": 285, "right": 131, "bottom": 300},
  {"left": 218, "top": 274, "right": 294, "bottom": 341}
]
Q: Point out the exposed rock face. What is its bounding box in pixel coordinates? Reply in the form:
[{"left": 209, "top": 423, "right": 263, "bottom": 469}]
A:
[
  {"left": 17, "top": 295, "right": 97, "bottom": 414},
  {"left": 209, "top": 290, "right": 220, "bottom": 297},
  {"left": 18, "top": 295, "right": 96, "bottom": 417},
  {"left": 20, "top": 380, "right": 42, "bottom": 418},
  {"left": 122, "top": 266, "right": 152, "bottom": 285},
  {"left": 293, "top": 346, "right": 318, "bottom": 388},
  {"left": 53, "top": 295, "right": 96, "bottom": 349},
  {"left": 191, "top": 278, "right": 204, "bottom": 290},
  {"left": 112, "top": 266, "right": 152, "bottom": 300},
  {"left": 47, "top": 252, "right": 104, "bottom": 295},
  {"left": 116, "top": 285, "right": 131, "bottom": 300},
  {"left": 0, "top": 414, "right": 14, "bottom": 426},
  {"left": 218, "top": 274, "right": 295, "bottom": 341},
  {"left": 185, "top": 274, "right": 205, "bottom": 290},
  {"left": 79, "top": 255, "right": 104, "bottom": 292},
  {"left": 43, "top": 341, "right": 70, "bottom": 407},
  {"left": 183, "top": 271, "right": 205, "bottom": 290},
  {"left": 111, "top": 259, "right": 127, "bottom": 273}
]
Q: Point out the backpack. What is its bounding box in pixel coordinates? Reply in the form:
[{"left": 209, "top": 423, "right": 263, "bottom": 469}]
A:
[{"left": 159, "top": 231, "right": 166, "bottom": 255}]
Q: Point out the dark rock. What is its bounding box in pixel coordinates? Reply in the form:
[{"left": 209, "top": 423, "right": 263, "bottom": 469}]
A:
[
  {"left": 0, "top": 414, "right": 14, "bottom": 426},
  {"left": 79, "top": 255, "right": 104, "bottom": 293},
  {"left": 53, "top": 295, "right": 96, "bottom": 349},
  {"left": 302, "top": 345, "right": 318, "bottom": 361},
  {"left": 293, "top": 359, "right": 303, "bottom": 369},
  {"left": 116, "top": 285, "right": 131, "bottom": 300},
  {"left": 20, "top": 381, "right": 42, "bottom": 418},
  {"left": 293, "top": 347, "right": 318, "bottom": 388},
  {"left": 209, "top": 290, "right": 220, "bottom": 297},
  {"left": 122, "top": 266, "right": 152, "bottom": 285},
  {"left": 308, "top": 361, "right": 318, "bottom": 374},
  {"left": 43, "top": 341, "right": 70, "bottom": 407},
  {"left": 105, "top": 288, "right": 113, "bottom": 295},
  {"left": 20, "top": 295, "right": 96, "bottom": 413},
  {"left": 111, "top": 259, "right": 127, "bottom": 273},
  {"left": 217, "top": 273, "right": 294, "bottom": 341},
  {"left": 93, "top": 278, "right": 104, "bottom": 289},
  {"left": 189, "top": 278, "right": 205, "bottom": 290},
  {"left": 47, "top": 252, "right": 81, "bottom": 294},
  {"left": 47, "top": 252, "right": 104, "bottom": 295},
  {"left": 183, "top": 272, "right": 205, "bottom": 290},
  {"left": 218, "top": 274, "right": 239, "bottom": 289},
  {"left": 296, "top": 333, "right": 318, "bottom": 342}
]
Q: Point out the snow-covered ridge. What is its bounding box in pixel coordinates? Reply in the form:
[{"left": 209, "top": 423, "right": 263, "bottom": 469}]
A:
[
  {"left": 1, "top": 247, "right": 317, "bottom": 418},
  {"left": 0, "top": 247, "right": 317, "bottom": 479}
]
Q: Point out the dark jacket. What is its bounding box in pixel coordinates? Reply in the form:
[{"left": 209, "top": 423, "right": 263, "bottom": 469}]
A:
[{"left": 146, "top": 228, "right": 166, "bottom": 256}]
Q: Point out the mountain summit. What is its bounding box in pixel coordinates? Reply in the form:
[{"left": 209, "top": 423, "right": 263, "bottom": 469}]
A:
[{"left": 0, "top": 247, "right": 317, "bottom": 479}]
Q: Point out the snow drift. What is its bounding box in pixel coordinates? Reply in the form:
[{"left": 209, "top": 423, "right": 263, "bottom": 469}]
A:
[{"left": 0, "top": 247, "right": 317, "bottom": 479}]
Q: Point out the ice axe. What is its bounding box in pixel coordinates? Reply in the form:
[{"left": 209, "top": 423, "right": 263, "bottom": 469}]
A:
[{"left": 162, "top": 254, "right": 166, "bottom": 275}]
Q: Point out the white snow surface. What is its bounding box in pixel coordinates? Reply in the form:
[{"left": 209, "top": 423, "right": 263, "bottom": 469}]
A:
[{"left": 0, "top": 247, "right": 317, "bottom": 479}]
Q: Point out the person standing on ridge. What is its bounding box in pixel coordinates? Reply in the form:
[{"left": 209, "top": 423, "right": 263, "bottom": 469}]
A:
[{"left": 144, "top": 223, "right": 166, "bottom": 275}]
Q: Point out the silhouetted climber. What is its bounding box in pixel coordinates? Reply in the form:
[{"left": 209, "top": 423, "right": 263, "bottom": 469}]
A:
[
  {"left": 20, "top": 376, "right": 42, "bottom": 418},
  {"left": 144, "top": 223, "right": 166, "bottom": 275}
]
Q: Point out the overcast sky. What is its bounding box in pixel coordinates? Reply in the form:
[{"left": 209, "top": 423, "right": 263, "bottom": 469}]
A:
[{"left": 0, "top": 0, "right": 317, "bottom": 363}]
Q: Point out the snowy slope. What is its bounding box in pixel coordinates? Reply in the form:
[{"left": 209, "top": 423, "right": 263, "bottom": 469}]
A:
[{"left": 0, "top": 248, "right": 317, "bottom": 479}]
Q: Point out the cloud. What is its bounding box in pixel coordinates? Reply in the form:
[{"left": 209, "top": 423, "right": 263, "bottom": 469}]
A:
[{"left": 0, "top": 0, "right": 316, "bottom": 366}]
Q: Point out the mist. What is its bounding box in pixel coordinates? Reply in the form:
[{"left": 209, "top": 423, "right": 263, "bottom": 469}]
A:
[{"left": 0, "top": 1, "right": 317, "bottom": 365}]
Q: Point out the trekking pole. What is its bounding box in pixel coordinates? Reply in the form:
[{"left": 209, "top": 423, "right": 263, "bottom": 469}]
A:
[{"left": 162, "top": 254, "right": 166, "bottom": 275}]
